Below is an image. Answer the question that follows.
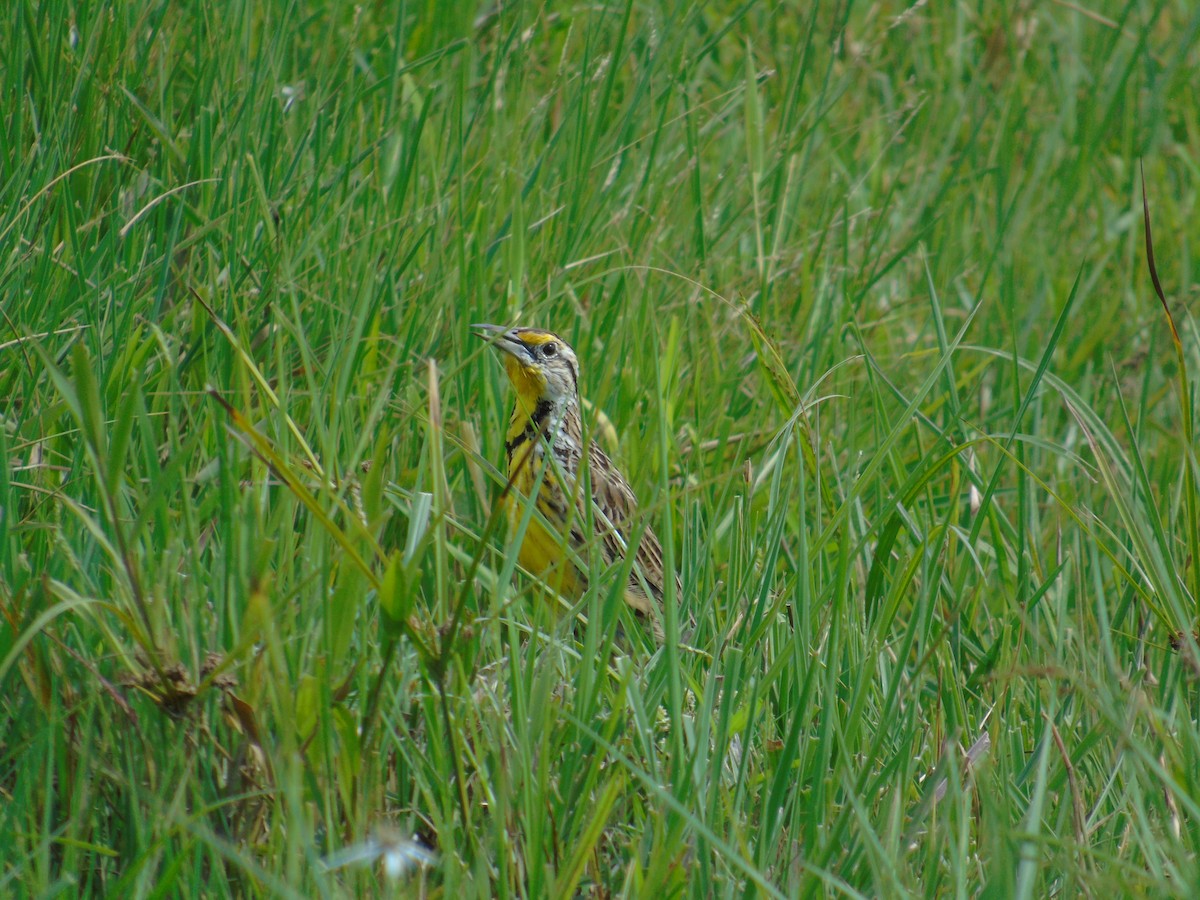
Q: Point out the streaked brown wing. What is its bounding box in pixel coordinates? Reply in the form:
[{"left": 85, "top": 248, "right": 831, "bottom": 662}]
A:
[{"left": 585, "top": 441, "right": 677, "bottom": 616}]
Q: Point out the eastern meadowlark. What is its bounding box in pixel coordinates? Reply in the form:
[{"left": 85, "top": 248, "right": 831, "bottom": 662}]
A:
[{"left": 474, "top": 324, "right": 678, "bottom": 640}]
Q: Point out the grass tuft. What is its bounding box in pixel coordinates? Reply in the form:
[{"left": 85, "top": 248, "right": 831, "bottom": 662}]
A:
[{"left": 3, "top": 1, "right": 1200, "bottom": 895}]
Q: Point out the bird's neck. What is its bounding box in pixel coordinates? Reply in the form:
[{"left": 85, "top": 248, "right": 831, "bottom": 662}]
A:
[{"left": 505, "top": 392, "right": 578, "bottom": 450}]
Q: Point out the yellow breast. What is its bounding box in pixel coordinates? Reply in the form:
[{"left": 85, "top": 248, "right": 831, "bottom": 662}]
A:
[{"left": 506, "top": 444, "right": 586, "bottom": 599}]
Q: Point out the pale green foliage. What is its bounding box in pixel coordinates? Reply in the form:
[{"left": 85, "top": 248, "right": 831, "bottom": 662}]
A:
[{"left": 3, "top": 1, "right": 1200, "bottom": 896}]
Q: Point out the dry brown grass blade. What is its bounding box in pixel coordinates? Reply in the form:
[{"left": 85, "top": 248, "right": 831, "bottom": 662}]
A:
[
  {"left": 1140, "top": 160, "right": 1200, "bottom": 632},
  {"left": 1140, "top": 160, "right": 1181, "bottom": 350}
]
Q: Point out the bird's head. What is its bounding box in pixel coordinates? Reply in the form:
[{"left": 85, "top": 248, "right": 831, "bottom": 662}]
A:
[{"left": 473, "top": 324, "right": 579, "bottom": 410}]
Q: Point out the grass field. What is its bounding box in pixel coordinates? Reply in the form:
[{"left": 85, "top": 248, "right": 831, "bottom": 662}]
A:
[{"left": 4, "top": 0, "right": 1200, "bottom": 895}]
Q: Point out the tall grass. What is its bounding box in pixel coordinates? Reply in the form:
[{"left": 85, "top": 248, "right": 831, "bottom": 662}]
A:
[{"left": 3, "top": 0, "right": 1200, "bottom": 895}]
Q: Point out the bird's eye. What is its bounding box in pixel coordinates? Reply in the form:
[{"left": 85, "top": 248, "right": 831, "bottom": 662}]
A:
[{"left": 542, "top": 343, "right": 558, "bottom": 358}]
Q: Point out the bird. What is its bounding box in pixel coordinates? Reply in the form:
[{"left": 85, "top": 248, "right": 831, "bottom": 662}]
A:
[{"left": 474, "top": 323, "right": 678, "bottom": 640}]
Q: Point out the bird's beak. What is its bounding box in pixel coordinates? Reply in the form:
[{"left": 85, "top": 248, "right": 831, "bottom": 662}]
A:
[{"left": 472, "top": 323, "right": 529, "bottom": 361}]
